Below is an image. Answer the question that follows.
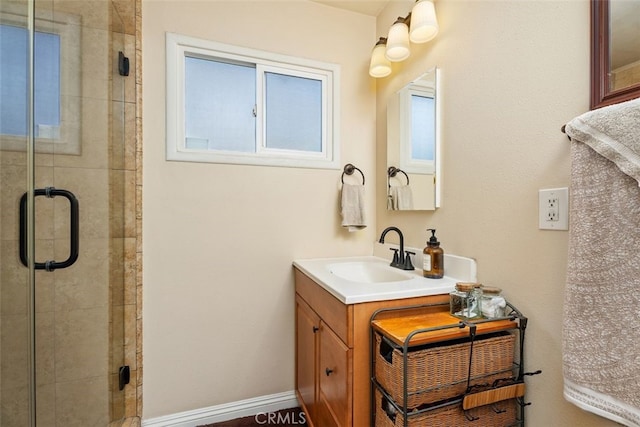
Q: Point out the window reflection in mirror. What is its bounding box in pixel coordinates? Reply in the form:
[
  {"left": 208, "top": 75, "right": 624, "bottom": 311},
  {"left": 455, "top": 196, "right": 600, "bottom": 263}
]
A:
[
  {"left": 609, "top": 0, "right": 640, "bottom": 93},
  {"left": 402, "top": 83, "right": 435, "bottom": 173},
  {"left": 387, "top": 67, "right": 440, "bottom": 211}
]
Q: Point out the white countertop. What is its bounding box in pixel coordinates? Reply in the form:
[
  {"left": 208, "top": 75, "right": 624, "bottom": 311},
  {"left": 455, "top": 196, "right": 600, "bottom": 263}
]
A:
[{"left": 293, "top": 248, "right": 477, "bottom": 304}]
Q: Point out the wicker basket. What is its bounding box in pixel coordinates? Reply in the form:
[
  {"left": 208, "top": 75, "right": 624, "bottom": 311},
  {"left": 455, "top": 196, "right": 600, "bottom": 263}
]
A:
[
  {"left": 375, "top": 331, "right": 515, "bottom": 409},
  {"left": 375, "top": 388, "right": 518, "bottom": 427}
]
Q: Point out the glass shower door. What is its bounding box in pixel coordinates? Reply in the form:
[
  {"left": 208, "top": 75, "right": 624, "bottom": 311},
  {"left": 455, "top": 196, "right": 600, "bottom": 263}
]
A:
[
  {"left": 1, "top": 0, "right": 38, "bottom": 424},
  {"left": 0, "top": 0, "right": 128, "bottom": 424}
]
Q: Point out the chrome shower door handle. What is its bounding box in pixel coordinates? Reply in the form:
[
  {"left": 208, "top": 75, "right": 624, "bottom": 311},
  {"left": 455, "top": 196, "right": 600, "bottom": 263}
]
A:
[{"left": 20, "top": 187, "right": 79, "bottom": 271}]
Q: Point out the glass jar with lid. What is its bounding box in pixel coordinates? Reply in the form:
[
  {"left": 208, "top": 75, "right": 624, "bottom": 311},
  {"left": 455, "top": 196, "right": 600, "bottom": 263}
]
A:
[
  {"left": 449, "top": 282, "right": 483, "bottom": 320},
  {"left": 480, "top": 286, "right": 507, "bottom": 318}
]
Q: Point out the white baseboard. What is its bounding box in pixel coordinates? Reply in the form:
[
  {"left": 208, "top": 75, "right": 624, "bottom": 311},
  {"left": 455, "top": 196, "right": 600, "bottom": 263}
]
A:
[{"left": 141, "top": 391, "right": 300, "bottom": 427}]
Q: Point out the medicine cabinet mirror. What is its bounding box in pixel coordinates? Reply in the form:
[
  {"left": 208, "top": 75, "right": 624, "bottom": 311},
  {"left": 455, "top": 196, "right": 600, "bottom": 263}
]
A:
[
  {"left": 591, "top": 0, "right": 640, "bottom": 109},
  {"left": 386, "top": 67, "right": 440, "bottom": 211}
]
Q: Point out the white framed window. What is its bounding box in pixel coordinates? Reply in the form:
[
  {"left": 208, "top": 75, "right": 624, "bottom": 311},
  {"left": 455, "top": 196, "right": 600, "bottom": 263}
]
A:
[
  {"left": 166, "top": 32, "right": 340, "bottom": 169},
  {"left": 0, "top": 6, "right": 81, "bottom": 154}
]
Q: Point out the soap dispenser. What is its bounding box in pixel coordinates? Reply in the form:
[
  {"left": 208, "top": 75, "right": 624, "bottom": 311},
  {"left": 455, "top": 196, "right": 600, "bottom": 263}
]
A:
[{"left": 423, "top": 229, "right": 444, "bottom": 278}]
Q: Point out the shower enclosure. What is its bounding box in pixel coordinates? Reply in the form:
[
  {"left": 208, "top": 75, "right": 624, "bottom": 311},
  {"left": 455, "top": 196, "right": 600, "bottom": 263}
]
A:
[{"left": 0, "top": 0, "right": 137, "bottom": 424}]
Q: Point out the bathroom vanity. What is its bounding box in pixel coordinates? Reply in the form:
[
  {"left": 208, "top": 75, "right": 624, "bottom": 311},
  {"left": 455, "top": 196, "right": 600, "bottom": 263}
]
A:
[
  {"left": 295, "top": 268, "right": 449, "bottom": 426},
  {"left": 293, "top": 253, "right": 477, "bottom": 427}
]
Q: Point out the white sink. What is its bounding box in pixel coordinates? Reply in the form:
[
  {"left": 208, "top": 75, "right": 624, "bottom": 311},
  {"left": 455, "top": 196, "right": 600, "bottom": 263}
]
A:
[
  {"left": 293, "top": 253, "right": 477, "bottom": 304},
  {"left": 327, "top": 261, "right": 413, "bottom": 283}
]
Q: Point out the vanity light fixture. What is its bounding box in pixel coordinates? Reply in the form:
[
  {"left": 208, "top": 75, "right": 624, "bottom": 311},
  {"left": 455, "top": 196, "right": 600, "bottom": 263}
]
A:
[
  {"left": 369, "top": 0, "right": 439, "bottom": 78},
  {"left": 369, "top": 37, "right": 392, "bottom": 78}
]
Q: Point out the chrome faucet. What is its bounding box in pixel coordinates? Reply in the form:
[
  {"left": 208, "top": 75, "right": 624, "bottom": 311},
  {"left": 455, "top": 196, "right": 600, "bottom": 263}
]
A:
[{"left": 378, "top": 226, "right": 415, "bottom": 270}]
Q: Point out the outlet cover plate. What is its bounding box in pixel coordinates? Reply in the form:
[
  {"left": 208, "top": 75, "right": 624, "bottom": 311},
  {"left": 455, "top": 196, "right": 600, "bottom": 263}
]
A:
[{"left": 539, "top": 187, "right": 569, "bottom": 230}]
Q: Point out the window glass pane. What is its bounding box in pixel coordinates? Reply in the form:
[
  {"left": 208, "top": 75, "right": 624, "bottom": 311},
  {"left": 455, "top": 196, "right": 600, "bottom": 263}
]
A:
[
  {"left": 0, "top": 24, "right": 60, "bottom": 137},
  {"left": 0, "top": 24, "right": 27, "bottom": 136},
  {"left": 184, "top": 56, "right": 256, "bottom": 152},
  {"left": 410, "top": 94, "right": 435, "bottom": 161},
  {"left": 264, "top": 72, "right": 322, "bottom": 152},
  {"left": 35, "top": 30, "right": 61, "bottom": 137}
]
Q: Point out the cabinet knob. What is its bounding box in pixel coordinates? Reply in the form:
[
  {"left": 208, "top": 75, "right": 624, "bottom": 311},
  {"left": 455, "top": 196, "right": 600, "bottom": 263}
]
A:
[
  {"left": 312, "top": 326, "right": 319, "bottom": 333},
  {"left": 325, "top": 368, "right": 334, "bottom": 376}
]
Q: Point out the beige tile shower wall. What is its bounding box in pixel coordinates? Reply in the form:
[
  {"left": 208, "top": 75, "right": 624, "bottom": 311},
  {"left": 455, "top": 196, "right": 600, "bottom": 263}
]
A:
[
  {"left": 110, "top": 0, "right": 141, "bottom": 422},
  {"left": 53, "top": 0, "right": 113, "bottom": 424},
  {"left": 0, "top": 190, "right": 32, "bottom": 425},
  {"left": 134, "top": 0, "right": 143, "bottom": 419}
]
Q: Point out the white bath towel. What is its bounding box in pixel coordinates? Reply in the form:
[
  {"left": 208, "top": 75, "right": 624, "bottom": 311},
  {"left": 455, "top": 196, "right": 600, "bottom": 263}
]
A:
[
  {"left": 563, "top": 98, "right": 640, "bottom": 427},
  {"left": 341, "top": 184, "right": 366, "bottom": 232},
  {"left": 388, "top": 185, "right": 414, "bottom": 210}
]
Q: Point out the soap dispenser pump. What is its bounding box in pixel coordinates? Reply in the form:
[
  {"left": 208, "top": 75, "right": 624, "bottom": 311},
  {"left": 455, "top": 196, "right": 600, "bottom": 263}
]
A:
[{"left": 423, "top": 229, "right": 444, "bottom": 279}]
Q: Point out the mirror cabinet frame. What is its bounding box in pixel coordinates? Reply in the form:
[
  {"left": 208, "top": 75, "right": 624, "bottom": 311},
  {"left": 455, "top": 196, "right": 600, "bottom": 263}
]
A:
[{"left": 591, "top": 0, "right": 640, "bottom": 109}]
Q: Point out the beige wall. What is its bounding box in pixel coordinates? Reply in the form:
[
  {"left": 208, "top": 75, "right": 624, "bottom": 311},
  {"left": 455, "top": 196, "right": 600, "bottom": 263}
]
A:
[
  {"left": 376, "top": 1, "right": 618, "bottom": 426},
  {"left": 141, "top": 0, "right": 377, "bottom": 419},
  {"left": 143, "top": 0, "right": 622, "bottom": 425}
]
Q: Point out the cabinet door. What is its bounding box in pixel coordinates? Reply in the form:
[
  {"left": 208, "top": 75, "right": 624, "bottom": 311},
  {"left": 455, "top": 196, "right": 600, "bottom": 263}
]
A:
[
  {"left": 315, "top": 396, "right": 340, "bottom": 427},
  {"left": 296, "top": 297, "right": 319, "bottom": 421},
  {"left": 319, "top": 321, "right": 352, "bottom": 427}
]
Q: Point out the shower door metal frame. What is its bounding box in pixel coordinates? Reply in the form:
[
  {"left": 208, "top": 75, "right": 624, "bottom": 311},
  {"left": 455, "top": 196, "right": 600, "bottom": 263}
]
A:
[{"left": 25, "top": 0, "right": 37, "bottom": 425}]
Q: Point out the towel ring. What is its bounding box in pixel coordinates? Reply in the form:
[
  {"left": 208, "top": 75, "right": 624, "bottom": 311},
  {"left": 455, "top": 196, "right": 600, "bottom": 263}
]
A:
[
  {"left": 341, "top": 163, "right": 365, "bottom": 185},
  {"left": 387, "top": 166, "right": 410, "bottom": 185}
]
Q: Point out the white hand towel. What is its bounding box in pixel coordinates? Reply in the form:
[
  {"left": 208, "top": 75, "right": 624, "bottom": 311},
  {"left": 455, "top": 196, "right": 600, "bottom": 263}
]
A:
[
  {"left": 341, "top": 184, "right": 366, "bottom": 232},
  {"left": 389, "top": 185, "right": 414, "bottom": 210}
]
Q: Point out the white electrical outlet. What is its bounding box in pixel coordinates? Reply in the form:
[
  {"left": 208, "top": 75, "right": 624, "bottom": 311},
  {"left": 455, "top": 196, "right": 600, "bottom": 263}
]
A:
[{"left": 539, "top": 188, "right": 568, "bottom": 230}]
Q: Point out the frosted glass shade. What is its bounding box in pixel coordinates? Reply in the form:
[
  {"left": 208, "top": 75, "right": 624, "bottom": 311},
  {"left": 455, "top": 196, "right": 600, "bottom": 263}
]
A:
[
  {"left": 410, "top": 0, "right": 439, "bottom": 43},
  {"left": 369, "top": 40, "right": 392, "bottom": 78},
  {"left": 385, "top": 19, "right": 411, "bottom": 62}
]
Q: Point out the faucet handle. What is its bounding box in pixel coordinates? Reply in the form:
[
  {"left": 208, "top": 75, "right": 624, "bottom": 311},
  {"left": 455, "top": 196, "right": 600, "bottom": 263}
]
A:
[
  {"left": 389, "top": 248, "right": 400, "bottom": 266},
  {"left": 403, "top": 251, "right": 415, "bottom": 270}
]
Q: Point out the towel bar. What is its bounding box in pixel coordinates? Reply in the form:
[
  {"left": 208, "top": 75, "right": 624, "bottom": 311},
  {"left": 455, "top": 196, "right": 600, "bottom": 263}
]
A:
[{"left": 341, "top": 163, "right": 365, "bottom": 185}]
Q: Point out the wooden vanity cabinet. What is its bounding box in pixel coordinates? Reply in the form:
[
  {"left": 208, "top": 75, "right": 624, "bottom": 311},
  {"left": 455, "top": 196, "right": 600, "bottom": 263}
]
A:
[
  {"left": 294, "top": 268, "right": 449, "bottom": 427},
  {"left": 296, "top": 296, "right": 351, "bottom": 427}
]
